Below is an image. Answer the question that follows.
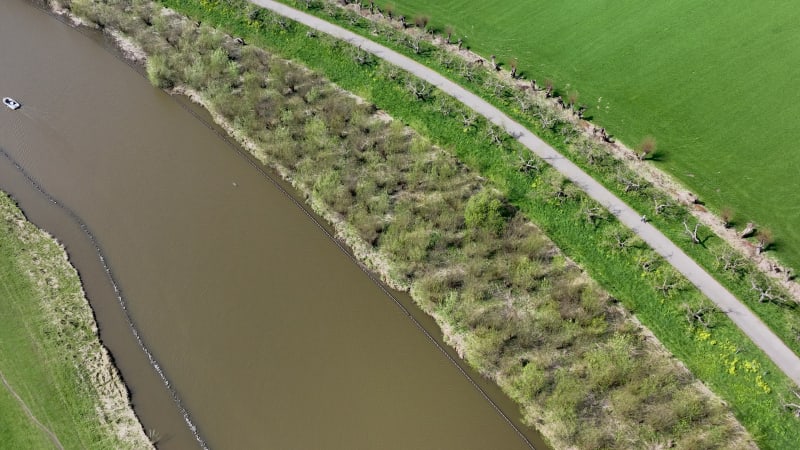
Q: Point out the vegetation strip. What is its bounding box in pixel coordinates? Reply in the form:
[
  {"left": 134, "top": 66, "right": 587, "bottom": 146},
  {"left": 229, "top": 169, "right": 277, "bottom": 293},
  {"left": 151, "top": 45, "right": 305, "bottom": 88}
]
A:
[
  {"left": 58, "top": 0, "right": 800, "bottom": 448},
  {"left": 274, "top": 0, "right": 800, "bottom": 360},
  {"left": 252, "top": 0, "right": 800, "bottom": 388},
  {"left": 0, "top": 189, "right": 151, "bottom": 449}
]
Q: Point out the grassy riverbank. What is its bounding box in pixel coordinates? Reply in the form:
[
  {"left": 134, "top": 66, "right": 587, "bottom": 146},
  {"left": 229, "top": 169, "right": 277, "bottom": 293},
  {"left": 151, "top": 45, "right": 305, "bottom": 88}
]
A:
[
  {"left": 0, "top": 191, "right": 151, "bottom": 449},
  {"left": 59, "top": 0, "right": 799, "bottom": 447}
]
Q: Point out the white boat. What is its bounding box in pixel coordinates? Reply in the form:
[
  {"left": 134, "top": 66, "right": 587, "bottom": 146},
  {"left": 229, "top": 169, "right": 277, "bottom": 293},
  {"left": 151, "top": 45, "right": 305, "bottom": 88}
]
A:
[{"left": 3, "top": 97, "right": 21, "bottom": 110}]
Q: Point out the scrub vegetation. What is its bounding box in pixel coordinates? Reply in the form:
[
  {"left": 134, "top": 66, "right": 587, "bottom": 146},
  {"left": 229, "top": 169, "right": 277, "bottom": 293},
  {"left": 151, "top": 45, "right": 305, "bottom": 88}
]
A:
[
  {"left": 359, "top": 0, "right": 800, "bottom": 273},
  {"left": 0, "top": 192, "right": 151, "bottom": 449},
  {"left": 55, "top": 0, "right": 800, "bottom": 448}
]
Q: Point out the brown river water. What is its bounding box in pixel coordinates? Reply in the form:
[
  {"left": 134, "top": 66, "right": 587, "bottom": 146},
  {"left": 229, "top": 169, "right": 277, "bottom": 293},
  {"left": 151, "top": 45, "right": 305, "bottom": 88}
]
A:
[{"left": 0, "top": 1, "right": 548, "bottom": 448}]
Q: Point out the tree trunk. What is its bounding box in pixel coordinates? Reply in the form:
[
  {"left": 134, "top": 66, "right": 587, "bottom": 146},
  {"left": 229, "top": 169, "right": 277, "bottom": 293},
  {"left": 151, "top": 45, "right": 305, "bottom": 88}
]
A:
[{"left": 740, "top": 222, "right": 755, "bottom": 239}]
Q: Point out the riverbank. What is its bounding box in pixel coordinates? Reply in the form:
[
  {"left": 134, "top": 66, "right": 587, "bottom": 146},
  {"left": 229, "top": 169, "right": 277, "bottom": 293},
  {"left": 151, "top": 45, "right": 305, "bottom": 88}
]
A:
[
  {"left": 51, "top": 0, "right": 770, "bottom": 447},
  {"left": 153, "top": 0, "right": 800, "bottom": 447},
  {"left": 0, "top": 191, "right": 152, "bottom": 449}
]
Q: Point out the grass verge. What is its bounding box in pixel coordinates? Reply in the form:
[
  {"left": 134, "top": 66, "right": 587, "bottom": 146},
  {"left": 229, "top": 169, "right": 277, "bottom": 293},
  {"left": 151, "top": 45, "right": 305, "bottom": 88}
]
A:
[
  {"left": 59, "top": 0, "right": 800, "bottom": 447},
  {"left": 0, "top": 191, "right": 151, "bottom": 449}
]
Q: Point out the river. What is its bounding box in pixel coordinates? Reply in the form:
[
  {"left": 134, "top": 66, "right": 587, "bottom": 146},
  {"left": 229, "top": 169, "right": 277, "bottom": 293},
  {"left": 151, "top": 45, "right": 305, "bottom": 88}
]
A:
[{"left": 0, "top": 1, "right": 545, "bottom": 448}]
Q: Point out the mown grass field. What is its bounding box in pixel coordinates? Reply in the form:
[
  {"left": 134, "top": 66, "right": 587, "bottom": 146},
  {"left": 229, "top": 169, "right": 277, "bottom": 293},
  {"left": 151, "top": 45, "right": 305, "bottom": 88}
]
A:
[
  {"left": 0, "top": 192, "right": 150, "bottom": 449},
  {"left": 374, "top": 0, "right": 800, "bottom": 270},
  {"left": 66, "top": 0, "right": 800, "bottom": 447}
]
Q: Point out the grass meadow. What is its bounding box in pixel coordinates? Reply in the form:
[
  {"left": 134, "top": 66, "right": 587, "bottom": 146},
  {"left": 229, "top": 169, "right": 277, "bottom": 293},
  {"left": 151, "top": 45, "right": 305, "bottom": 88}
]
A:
[
  {"left": 373, "top": 0, "right": 800, "bottom": 271},
  {"left": 0, "top": 192, "right": 150, "bottom": 449},
  {"left": 60, "top": 0, "right": 800, "bottom": 447}
]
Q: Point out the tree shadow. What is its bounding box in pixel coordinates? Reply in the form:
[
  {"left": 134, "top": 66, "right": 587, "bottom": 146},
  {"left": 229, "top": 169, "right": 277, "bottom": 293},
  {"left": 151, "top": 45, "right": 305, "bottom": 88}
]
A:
[{"left": 646, "top": 149, "right": 668, "bottom": 162}]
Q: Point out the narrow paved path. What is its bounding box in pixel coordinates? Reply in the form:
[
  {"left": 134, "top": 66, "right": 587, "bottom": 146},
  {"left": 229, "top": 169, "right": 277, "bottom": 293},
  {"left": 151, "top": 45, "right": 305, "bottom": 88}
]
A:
[
  {"left": 251, "top": 0, "right": 800, "bottom": 386},
  {"left": 0, "top": 368, "right": 64, "bottom": 450}
]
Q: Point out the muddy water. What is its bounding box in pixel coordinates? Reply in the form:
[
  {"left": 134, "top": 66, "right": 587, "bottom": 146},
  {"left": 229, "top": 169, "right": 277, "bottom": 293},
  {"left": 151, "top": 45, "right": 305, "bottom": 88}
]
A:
[{"left": 0, "top": 1, "right": 547, "bottom": 449}]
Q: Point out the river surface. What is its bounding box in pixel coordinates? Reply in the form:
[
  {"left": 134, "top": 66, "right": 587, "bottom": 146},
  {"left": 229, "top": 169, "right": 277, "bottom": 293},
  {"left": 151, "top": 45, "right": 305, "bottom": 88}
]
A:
[{"left": 0, "top": 1, "right": 546, "bottom": 448}]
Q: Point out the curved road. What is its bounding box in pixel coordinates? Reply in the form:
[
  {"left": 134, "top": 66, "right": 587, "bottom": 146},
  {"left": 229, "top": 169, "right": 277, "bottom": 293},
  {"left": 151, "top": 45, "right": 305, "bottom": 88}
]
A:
[{"left": 252, "top": 0, "right": 800, "bottom": 386}]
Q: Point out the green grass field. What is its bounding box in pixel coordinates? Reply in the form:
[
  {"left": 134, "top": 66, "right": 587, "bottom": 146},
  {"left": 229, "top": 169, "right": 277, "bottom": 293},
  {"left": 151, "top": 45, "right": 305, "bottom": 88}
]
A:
[
  {"left": 374, "top": 0, "right": 800, "bottom": 270},
  {"left": 0, "top": 192, "right": 150, "bottom": 449}
]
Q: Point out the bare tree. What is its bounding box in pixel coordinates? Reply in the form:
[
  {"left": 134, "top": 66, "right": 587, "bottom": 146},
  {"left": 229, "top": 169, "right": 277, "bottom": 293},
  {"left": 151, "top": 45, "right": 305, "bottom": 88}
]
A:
[
  {"left": 459, "top": 60, "right": 475, "bottom": 81},
  {"left": 684, "top": 304, "right": 717, "bottom": 329},
  {"left": 517, "top": 152, "right": 540, "bottom": 174},
  {"left": 638, "top": 136, "right": 657, "bottom": 160},
  {"left": 351, "top": 46, "right": 372, "bottom": 66},
  {"left": 509, "top": 58, "right": 519, "bottom": 78},
  {"left": 443, "top": 25, "right": 453, "bottom": 44},
  {"left": 739, "top": 222, "right": 755, "bottom": 238},
  {"left": 457, "top": 37, "right": 463, "bottom": 50},
  {"left": 407, "top": 35, "right": 423, "bottom": 54},
  {"left": 613, "top": 231, "right": 633, "bottom": 250},
  {"left": 413, "top": 15, "right": 429, "bottom": 30},
  {"left": 384, "top": 3, "right": 394, "bottom": 19},
  {"left": 460, "top": 111, "right": 477, "bottom": 129},
  {"left": 543, "top": 78, "right": 555, "bottom": 97},
  {"left": 716, "top": 248, "right": 746, "bottom": 275},
  {"left": 781, "top": 391, "right": 800, "bottom": 418},
  {"left": 567, "top": 91, "right": 579, "bottom": 110},
  {"left": 575, "top": 104, "right": 587, "bottom": 119},
  {"left": 683, "top": 220, "right": 701, "bottom": 244},
  {"left": 657, "top": 276, "right": 678, "bottom": 297},
  {"left": 582, "top": 206, "right": 606, "bottom": 226},
  {"left": 750, "top": 278, "right": 778, "bottom": 303},
  {"left": 484, "top": 78, "right": 507, "bottom": 97},
  {"left": 437, "top": 52, "right": 454, "bottom": 69},
  {"left": 756, "top": 228, "right": 774, "bottom": 254},
  {"left": 534, "top": 108, "right": 560, "bottom": 131},
  {"left": 720, "top": 206, "right": 734, "bottom": 228},
  {"left": 653, "top": 197, "right": 671, "bottom": 215},
  {"left": 435, "top": 97, "right": 452, "bottom": 117},
  {"left": 490, "top": 54, "right": 499, "bottom": 71},
  {"left": 486, "top": 125, "right": 503, "bottom": 146},
  {"left": 406, "top": 79, "right": 430, "bottom": 101},
  {"left": 514, "top": 92, "right": 531, "bottom": 114},
  {"left": 617, "top": 172, "right": 644, "bottom": 192}
]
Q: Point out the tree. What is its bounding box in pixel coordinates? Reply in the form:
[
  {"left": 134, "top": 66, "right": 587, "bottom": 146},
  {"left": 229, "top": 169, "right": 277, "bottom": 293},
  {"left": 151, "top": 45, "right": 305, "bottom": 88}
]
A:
[
  {"left": 509, "top": 58, "right": 519, "bottom": 79},
  {"left": 567, "top": 91, "right": 579, "bottom": 109},
  {"left": 683, "top": 220, "right": 701, "bottom": 244},
  {"left": 638, "top": 136, "right": 656, "bottom": 160},
  {"left": 406, "top": 79, "right": 430, "bottom": 101},
  {"left": 684, "top": 304, "right": 717, "bottom": 329},
  {"left": 413, "top": 15, "right": 429, "bottom": 30},
  {"left": 464, "top": 190, "right": 506, "bottom": 235},
  {"left": 543, "top": 78, "right": 555, "bottom": 97},
  {"left": 720, "top": 207, "right": 734, "bottom": 228},
  {"left": 756, "top": 228, "right": 774, "bottom": 254},
  {"left": 444, "top": 25, "right": 454, "bottom": 44},
  {"left": 739, "top": 222, "right": 755, "bottom": 238}
]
